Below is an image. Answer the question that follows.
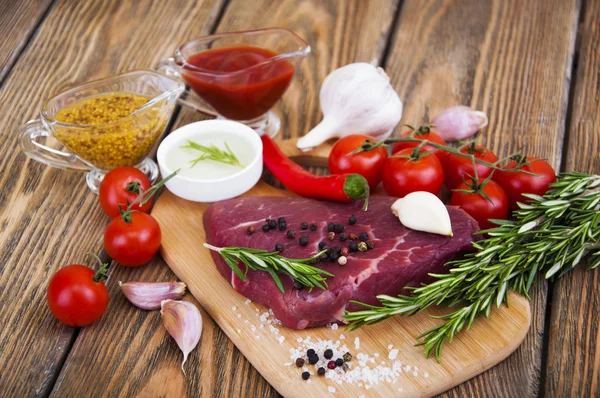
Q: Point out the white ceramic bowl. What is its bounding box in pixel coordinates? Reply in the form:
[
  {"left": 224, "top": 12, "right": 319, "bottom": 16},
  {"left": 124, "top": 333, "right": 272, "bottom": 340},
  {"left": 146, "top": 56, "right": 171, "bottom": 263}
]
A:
[{"left": 157, "top": 120, "right": 263, "bottom": 202}]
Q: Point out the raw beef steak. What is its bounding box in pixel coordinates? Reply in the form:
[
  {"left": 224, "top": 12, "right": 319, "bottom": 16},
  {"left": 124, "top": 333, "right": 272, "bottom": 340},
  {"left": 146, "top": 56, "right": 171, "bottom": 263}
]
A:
[{"left": 204, "top": 196, "right": 479, "bottom": 329}]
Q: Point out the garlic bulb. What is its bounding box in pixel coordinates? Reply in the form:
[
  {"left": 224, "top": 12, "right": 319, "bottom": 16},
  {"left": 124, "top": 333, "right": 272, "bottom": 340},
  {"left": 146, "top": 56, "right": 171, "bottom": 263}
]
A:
[
  {"left": 391, "top": 192, "right": 452, "bottom": 236},
  {"left": 432, "top": 106, "right": 488, "bottom": 141},
  {"left": 119, "top": 281, "right": 186, "bottom": 310},
  {"left": 161, "top": 299, "right": 203, "bottom": 374},
  {"left": 297, "top": 63, "right": 403, "bottom": 150}
]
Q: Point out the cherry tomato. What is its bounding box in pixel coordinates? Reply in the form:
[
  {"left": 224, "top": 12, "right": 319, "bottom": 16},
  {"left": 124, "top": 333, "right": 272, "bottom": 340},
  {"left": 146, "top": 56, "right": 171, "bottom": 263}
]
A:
[
  {"left": 442, "top": 144, "right": 498, "bottom": 189},
  {"left": 328, "top": 134, "right": 388, "bottom": 189},
  {"left": 99, "top": 167, "right": 152, "bottom": 219},
  {"left": 382, "top": 148, "right": 444, "bottom": 197},
  {"left": 450, "top": 180, "right": 508, "bottom": 230},
  {"left": 391, "top": 125, "right": 447, "bottom": 162},
  {"left": 47, "top": 263, "right": 108, "bottom": 327},
  {"left": 104, "top": 212, "right": 161, "bottom": 267},
  {"left": 493, "top": 157, "right": 556, "bottom": 210}
]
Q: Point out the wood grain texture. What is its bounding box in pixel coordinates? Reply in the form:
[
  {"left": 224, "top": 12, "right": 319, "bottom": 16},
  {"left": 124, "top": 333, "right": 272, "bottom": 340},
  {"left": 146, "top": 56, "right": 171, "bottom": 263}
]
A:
[
  {"left": 0, "top": 0, "right": 54, "bottom": 84},
  {"left": 0, "top": 0, "right": 224, "bottom": 396},
  {"left": 383, "top": 1, "right": 580, "bottom": 396},
  {"left": 545, "top": 0, "right": 600, "bottom": 396}
]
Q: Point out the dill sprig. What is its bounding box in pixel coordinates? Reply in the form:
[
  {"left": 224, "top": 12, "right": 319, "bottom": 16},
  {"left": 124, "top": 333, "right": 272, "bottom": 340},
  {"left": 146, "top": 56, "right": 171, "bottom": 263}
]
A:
[
  {"left": 183, "top": 140, "right": 243, "bottom": 168},
  {"left": 345, "top": 173, "right": 600, "bottom": 360},
  {"left": 203, "top": 244, "right": 333, "bottom": 293}
]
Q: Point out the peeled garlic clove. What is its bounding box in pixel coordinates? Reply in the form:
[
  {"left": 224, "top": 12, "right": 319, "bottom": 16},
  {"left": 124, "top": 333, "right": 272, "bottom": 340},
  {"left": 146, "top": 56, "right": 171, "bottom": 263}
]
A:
[
  {"left": 432, "top": 106, "right": 488, "bottom": 141},
  {"left": 161, "top": 299, "right": 202, "bottom": 374},
  {"left": 391, "top": 192, "right": 452, "bottom": 236},
  {"left": 119, "top": 281, "right": 186, "bottom": 310}
]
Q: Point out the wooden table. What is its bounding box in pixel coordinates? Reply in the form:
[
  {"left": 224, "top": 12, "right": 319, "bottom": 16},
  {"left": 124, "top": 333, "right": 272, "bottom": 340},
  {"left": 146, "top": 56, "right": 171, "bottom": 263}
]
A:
[{"left": 0, "top": 0, "right": 598, "bottom": 396}]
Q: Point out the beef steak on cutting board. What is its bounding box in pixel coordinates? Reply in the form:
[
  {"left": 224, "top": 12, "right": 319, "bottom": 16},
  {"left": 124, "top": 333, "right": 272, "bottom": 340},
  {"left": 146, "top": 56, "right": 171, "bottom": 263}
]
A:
[{"left": 204, "top": 196, "right": 479, "bottom": 329}]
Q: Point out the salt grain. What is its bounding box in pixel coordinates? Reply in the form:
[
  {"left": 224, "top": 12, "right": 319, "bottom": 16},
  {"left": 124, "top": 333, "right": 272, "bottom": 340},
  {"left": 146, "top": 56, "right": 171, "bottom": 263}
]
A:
[
  {"left": 331, "top": 324, "right": 339, "bottom": 331},
  {"left": 388, "top": 349, "right": 399, "bottom": 360},
  {"left": 387, "top": 344, "right": 393, "bottom": 350},
  {"left": 328, "top": 386, "right": 336, "bottom": 393},
  {"left": 339, "top": 334, "right": 345, "bottom": 340},
  {"left": 244, "top": 299, "right": 252, "bottom": 305},
  {"left": 354, "top": 337, "right": 360, "bottom": 349},
  {"left": 424, "top": 372, "right": 429, "bottom": 378},
  {"left": 232, "top": 306, "right": 237, "bottom": 311},
  {"left": 237, "top": 314, "right": 241, "bottom": 318},
  {"left": 278, "top": 336, "right": 285, "bottom": 344},
  {"left": 284, "top": 362, "right": 292, "bottom": 367}
]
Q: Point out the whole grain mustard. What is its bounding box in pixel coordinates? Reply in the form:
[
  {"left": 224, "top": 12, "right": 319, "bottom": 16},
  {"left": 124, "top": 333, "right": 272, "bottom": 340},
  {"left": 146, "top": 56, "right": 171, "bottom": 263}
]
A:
[{"left": 54, "top": 92, "right": 168, "bottom": 170}]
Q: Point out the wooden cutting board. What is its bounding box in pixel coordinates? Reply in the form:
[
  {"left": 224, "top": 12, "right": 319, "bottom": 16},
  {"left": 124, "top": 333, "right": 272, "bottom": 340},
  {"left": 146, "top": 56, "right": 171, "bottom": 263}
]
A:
[{"left": 152, "top": 140, "right": 531, "bottom": 397}]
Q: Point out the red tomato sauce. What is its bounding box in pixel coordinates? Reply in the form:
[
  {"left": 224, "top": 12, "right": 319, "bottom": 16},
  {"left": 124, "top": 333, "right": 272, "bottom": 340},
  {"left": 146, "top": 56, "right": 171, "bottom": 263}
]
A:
[{"left": 181, "top": 46, "right": 295, "bottom": 121}]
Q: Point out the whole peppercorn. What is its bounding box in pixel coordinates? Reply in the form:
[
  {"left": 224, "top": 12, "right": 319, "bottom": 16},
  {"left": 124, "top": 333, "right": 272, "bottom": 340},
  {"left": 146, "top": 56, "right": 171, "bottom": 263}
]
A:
[
  {"left": 334, "top": 224, "right": 344, "bottom": 233},
  {"left": 308, "top": 354, "right": 319, "bottom": 364},
  {"left": 277, "top": 217, "right": 286, "bottom": 224},
  {"left": 310, "top": 223, "right": 318, "bottom": 231},
  {"left": 328, "top": 231, "right": 335, "bottom": 241},
  {"left": 286, "top": 230, "right": 295, "bottom": 239},
  {"left": 327, "top": 223, "right": 336, "bottom": 232},
  {"left": 342, "top": 363, "right": 349, "bottom": 372},
  {"left": 348, "top": 233, "right": 358, "bottom": 241},
  {"left": 293, "top": 280, "right": 304, "bottom": 290},
  {"left": 335, "top": 358, "right": 344, "bottom": 367},
  {"left": 327, "top": 360, "right": 336, "bottom": 370},
  {"left": 338, "top": 256, "right": 347, "bottom": 265},
  {"left": 341, "top": 247, "right": 349, "bottom": 257},
  {"left": 300, "top": 222, "right": 308, "bottom": 230},
  {"left": 349, "top": 214, "right": 357, "bottom": 225},
  {"left": 339, "top": 232, "right": 347, "bottom": 241},
  {"left": 333, "top": 246, "right": 342, "bottom": 254},
  {"left": 359, "top": 231, "right": 369, "bottom": 241},
  {"left": 357, "top": 242, "right": 368, "bottom": 252},
  {"left": 295, "top": 358, "right": 305, "bottom": 367},
  {"left": 366, "top": 241, "right": 375, "bottom": 250},
  {"left": 329, "top": 251, "right": 340, "bottom": 262},
  {"left": 299, "top": 236, "right": 309, "bottom": 246},
  {"left": 268, "top": 219, "right": 277, "bottom": 230},
  {"left": 262, "top": 224, "right": 270, "bottom": 232},
  {"left": 302, "top": 371, "right": 310, "bottom": 380},
  {"left": 307, "top": 349, "right": 315, "bottom": 356},
  {"left": 247, "top": 226, "right": 255, "bottom": 235},
  {"left": 275, "top": 243, "right": 284, "bottom": 252},
  {"left": 343, "top": 352, "right": 352, "bottom": 362},
  {"left": 324, "top": 349, "right": 333, "bottom": 359},
  {"left": 317, "top": 367, "right": 326, "bottom": 376},
  {"left": 318, "top": 241, "right": 328, "bottom": 250},
  {"left": 278, "top": 222, "right": 287, "bottom": 231},
  {"left": 348, "top": 241, "right": 358, "bottom": 252}
]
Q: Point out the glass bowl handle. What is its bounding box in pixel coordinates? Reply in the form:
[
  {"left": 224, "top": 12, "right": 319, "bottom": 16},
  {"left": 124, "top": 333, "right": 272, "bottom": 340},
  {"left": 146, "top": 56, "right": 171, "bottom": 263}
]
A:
[
  {"left": 19, "top": 119, "right": 92, "bottom": 171},
  {"left": 155, "top": 58, "right": 218, "bottom": 118}
]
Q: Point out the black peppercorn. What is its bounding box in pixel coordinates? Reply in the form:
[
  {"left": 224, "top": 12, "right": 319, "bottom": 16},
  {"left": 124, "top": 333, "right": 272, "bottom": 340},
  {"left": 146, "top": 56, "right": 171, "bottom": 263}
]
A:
[
  {"left": 307, "top": 349, "right": 315, "bottom": 356},
  {"left": 349, "top": 214, "right": 357, "bottom": 225},
  {"left": 318, "top": 241, "right": 328, "bottom": 250},
  {"left": 359, "top": 231, "right": 369, "bottom": 241},
  {"left": 335, "top": 358, "right": 344, "bottom": 367},
  {"left": 348, "top": 241, "right": 358, "bottom": 252},
  {"left": 334, "top": 224, "right": 344, "bottom": 233},
  {"left": 299, "top": 236, "right": 309, "bottom": 246},
  {"left": 308, "top": 354, "right": 319, "bottom": 364},
  {"left": 278, "top": 217, "right": 286, "bottom": 224},
  {"left": 366, "top": 241, "right": 374, "bottom": 250},
  {"left": 317, "top": 367, "right": 326, "bottom": 376},
  {"left": 275, "top": 243, "right": 284, "bottom": 252},
  {"left": 295, "top": 358, "right": 305, "bottom": 367},
  {"left": 286, "top": 230, "right": 295, "bottom": 239},
  {"left": 268, "top": 219, "right": 277, "bottom": 230},
  {"left": 339, "top": 232, "right": 347, "bottom": 241},
  {"left": 324, "top": 349, "right": 333, "bottom": 359},
  {"left": 310, "top": 223, "right": 317, "bottom": 231},
  {"left": 300, "top": 222, "right": 308, "bottom": 230},
  {"left": 329, "top": 251, "right": 340, "bottom": 262},
  {"left": 262, "top": 224, "right": 270, "bottom": 232},
  {"left": 327, "top": 223, "right": 335, "bottom": 232},
  {"left": 278, "top": 222, "right": 287, "bottom": 231},
  {"left": 293, "top": 280, "right": 304, "bottom": 290},
  {"left": 333, "top": 246, "right": 342, "bottom": 254},
  {"left": 302, "top": 371, "right": 310, "bottom": 380},
  {"left": 247, "top": 226, "right": 255, "bottom": 235}
]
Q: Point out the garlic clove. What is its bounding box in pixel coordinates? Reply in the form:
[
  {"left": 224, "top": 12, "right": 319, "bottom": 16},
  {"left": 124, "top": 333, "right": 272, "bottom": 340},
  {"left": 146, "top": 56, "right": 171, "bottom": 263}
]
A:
[
  {"left": 432, "top": 106, "right": 488, "bottom": 141},
  {"left": 119, "top": 281, "right": 186, "bottom": 310},
  {"left": 161, "top": 299, "right": 202, "bottom": 375},
  {"left": 391, "top": 192, "right": 453, "bottom": 236}
]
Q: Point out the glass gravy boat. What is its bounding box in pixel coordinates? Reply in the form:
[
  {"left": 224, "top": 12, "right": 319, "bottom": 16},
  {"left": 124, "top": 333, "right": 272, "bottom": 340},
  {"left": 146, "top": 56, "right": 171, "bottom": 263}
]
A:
[
  {"left": 157, "top": 28, "right": 310, "bottom": 137},
  {"left": 19, "top": 70, "right": 184, "bottom": 192}
]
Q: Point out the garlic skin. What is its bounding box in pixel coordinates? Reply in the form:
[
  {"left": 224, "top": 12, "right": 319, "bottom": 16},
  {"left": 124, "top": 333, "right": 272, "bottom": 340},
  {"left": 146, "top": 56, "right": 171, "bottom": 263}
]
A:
[
  {"left": 119, "top": 281, "right": 186, "bottom": 310},
  {"left": 161, "top": 299, "right": 202, "bottom": 374},
  {"left": 391, "top": 192, "right": 453, "bottom": 236},
  {"left": 297, "top": 63, "right": 403, "bottom": 150},
  {"left": 432, "top": 106, "right": 488, "bottom": 141}
]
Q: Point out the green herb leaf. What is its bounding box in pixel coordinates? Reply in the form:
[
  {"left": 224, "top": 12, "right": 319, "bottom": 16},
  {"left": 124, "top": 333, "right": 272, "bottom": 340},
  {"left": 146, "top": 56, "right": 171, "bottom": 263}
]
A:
[{"left": 183, "top": 140, "right": 243, "bottom": 168}]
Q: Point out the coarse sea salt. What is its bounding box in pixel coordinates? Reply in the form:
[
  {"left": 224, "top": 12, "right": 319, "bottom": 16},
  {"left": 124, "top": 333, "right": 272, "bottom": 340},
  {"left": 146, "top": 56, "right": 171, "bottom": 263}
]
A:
[
  {"left": 328, "top": 386, "right": 336, "bottom": 393},
  {"left": 232, "top": 306, "right": 237, "bottom": 311},
  {"left": 331, "top": 323, "right": 339, "bottom": 331},
  {"left": 244, "top": 299, "right": 252, "bottom": 305},
  {"left": 388, "top": 349, "right": 399, "bottom": 360},
  {"left": 354, "top": 337, "right": 360, "bottom": 349}
]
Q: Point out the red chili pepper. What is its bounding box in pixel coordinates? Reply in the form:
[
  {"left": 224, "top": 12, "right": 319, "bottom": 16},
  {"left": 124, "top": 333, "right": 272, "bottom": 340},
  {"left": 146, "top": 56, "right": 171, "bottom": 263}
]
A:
[{"left": 261, "top": 135, "right": 369, "bottom": 210}]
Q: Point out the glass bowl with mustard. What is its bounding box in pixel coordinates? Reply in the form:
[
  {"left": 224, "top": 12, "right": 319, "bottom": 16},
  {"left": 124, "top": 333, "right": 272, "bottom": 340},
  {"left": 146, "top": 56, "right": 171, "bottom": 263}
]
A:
[{"left": 19, "top": 70, "right": 184, "bottom": 192}]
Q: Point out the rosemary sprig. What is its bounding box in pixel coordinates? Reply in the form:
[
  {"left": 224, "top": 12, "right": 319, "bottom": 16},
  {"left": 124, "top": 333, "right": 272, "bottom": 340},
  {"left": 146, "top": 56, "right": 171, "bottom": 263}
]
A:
[
  {"left": 183, "top": 140, "right": 243, "bottom": 168},
  {"left": 345, "top": 173, "right": 600, "bottom": 360},
  {"left": 203, "top": 244, "right": 333, "bottom": 293}
]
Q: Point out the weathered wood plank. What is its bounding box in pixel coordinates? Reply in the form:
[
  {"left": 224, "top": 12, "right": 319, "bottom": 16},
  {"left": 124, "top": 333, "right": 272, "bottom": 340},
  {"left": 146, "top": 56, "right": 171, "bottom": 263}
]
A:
[
  {"left": 545, "top": 0, "right": 600, "bottom": 396},
  {"left": 0, "top": 0, "right": 224, "bottom": 396},
  {"left": 50, "top": 0, "right": 399, "bottom": 396},
  {"left": 382, "top": 1, "right": 579, "bottom": 397},
  {"left": 0, "top": 0, "right": 54, "bottom": 83}
]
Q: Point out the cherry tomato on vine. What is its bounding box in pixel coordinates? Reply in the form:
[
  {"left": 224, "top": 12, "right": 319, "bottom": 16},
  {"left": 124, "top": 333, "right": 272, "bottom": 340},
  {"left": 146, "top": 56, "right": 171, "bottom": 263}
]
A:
[
  {"left": 450, "top": 178, "right": 508, "bottom": 230},
  {"left": 391, "top": 125, "right": 447, "bottom": 162},
  {"left": 328, "top": 134, "right": 388, "bottom": 189},
  {"left": 47, "top": 258, "right": 109, "bottom": 327},
  {"left": 493, "top": 157, "right": 557, "bottom": 210},
  {"left": 382, "top": 148, "right": 444, "bottom": 197},
  {"left": 104, "top": 212, "right": 161, "bottom": 267},
  {"left": 99, "top": 167, "right": 152, "bottom": 219},
  {"left": 442, "top": 143, "right": 498, "bottom": 189}
]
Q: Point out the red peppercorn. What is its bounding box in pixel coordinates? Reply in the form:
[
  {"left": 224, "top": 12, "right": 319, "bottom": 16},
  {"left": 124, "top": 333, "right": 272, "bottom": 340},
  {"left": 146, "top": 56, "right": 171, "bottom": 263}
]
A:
[
  {"left": 341, "top": 247, "right": 349, "bottom": 257},
  {"left": 327, "top": 360, "right": 336, "bottom": 369}
]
